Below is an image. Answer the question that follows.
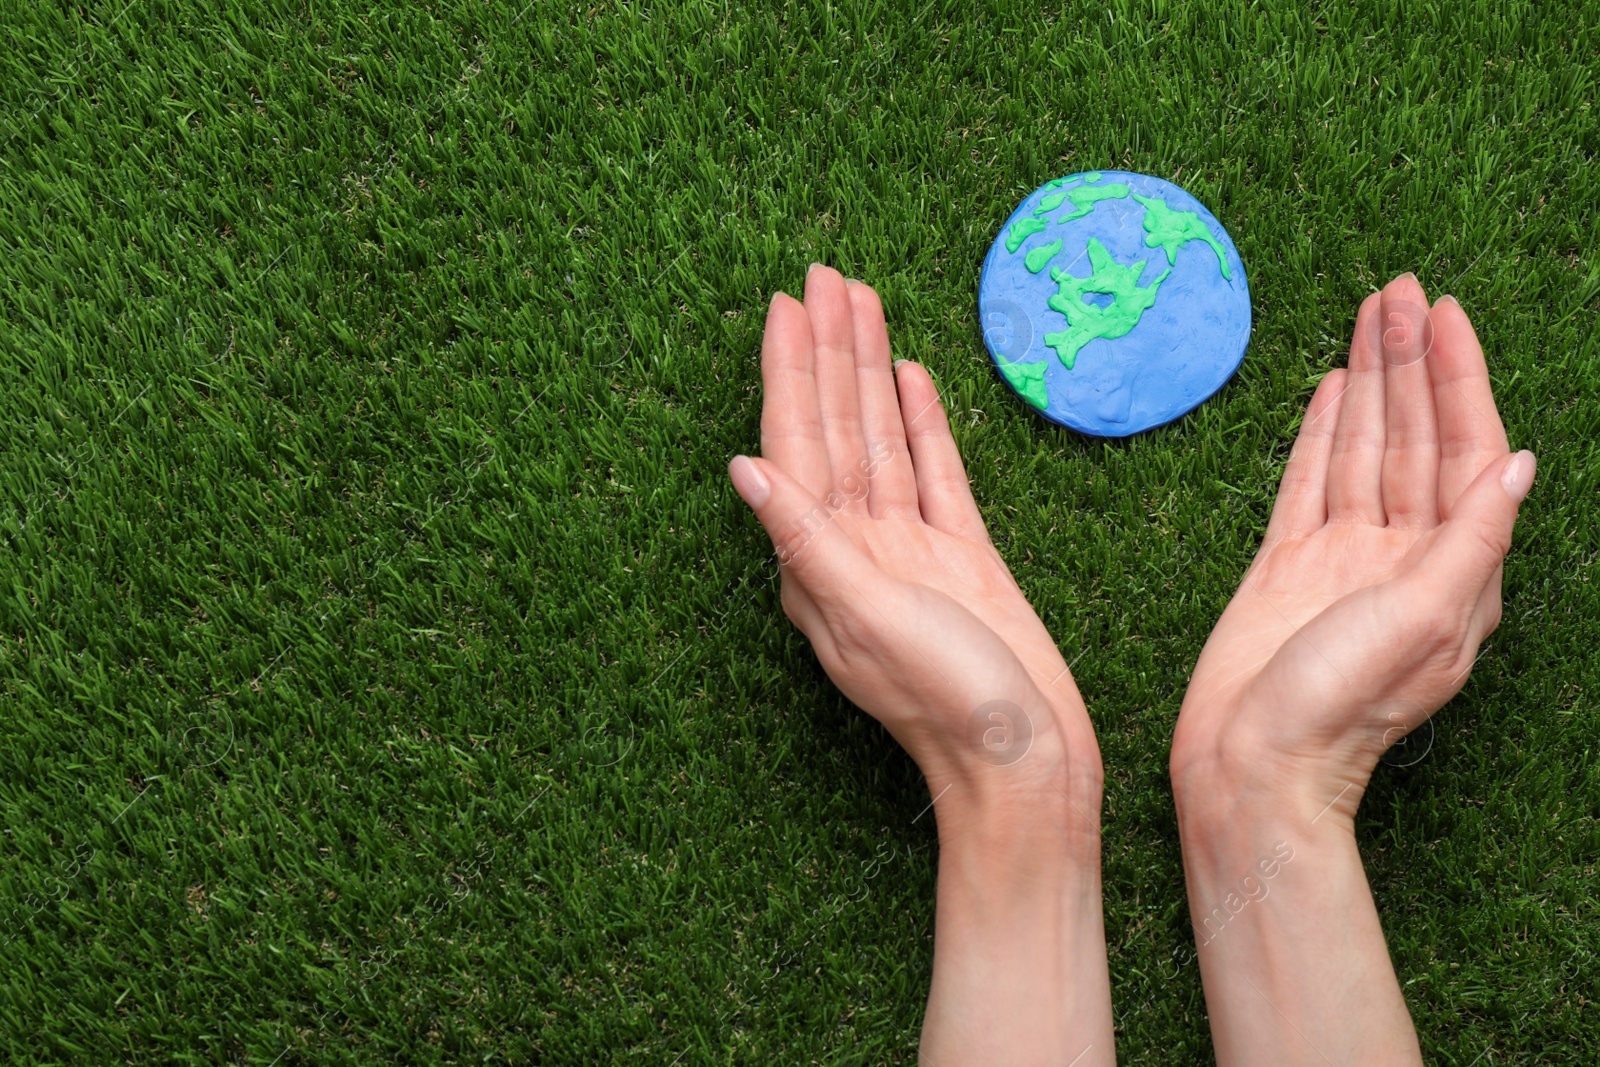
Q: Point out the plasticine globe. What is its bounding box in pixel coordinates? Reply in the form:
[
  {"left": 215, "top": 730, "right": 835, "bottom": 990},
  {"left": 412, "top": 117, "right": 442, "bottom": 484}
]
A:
[{"left": 978, "top": 171, "right": 1250, "bottom": 436}]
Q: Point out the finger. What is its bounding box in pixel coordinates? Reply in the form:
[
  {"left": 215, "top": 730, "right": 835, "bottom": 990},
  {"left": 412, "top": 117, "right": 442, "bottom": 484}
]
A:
[
  {"left": 1379, "top": 273, "right": 1441, "bottom": 528},
  {"left": 728, "top": 454, "right": 887, "bottom": 603},
  {"left": 1326, "top": 292, "right": 1388, "bottom": 524},
  {"left": 804, "top": 264, "right": 871, "bottom": 514},
  {"left": 1263, "top": 369, "right": 1349, "bottom": 544},
  {"left": 760, "top": 291, "right": 831, "bottom": 497},
  {"left": 1427, "top": 295, "right": 1510, "bottom": 518},
  {"left": 845, "top": 279, "right": 919, "bottom": 520},
  {"left": 894, "top": 361, "right": 988, "bottom": 541},
  {"left": 1406, "top": 450, "right": 1534, "bottom": 616}
]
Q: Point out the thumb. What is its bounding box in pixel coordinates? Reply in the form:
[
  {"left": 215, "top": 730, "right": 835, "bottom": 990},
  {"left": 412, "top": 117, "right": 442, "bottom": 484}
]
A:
[
  {"left": 1413, "top": 450, "right": 1535, "bottom": 599},
  {"left": 728, "top": 455, "right": 878, "bottom": 596}
]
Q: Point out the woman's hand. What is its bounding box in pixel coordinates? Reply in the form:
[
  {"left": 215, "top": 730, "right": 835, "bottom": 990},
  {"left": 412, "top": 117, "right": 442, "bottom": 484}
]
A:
[
  {"left": 1171, "top": 274, "right": 1533, "bottom": 1067},
  {"left": 730, "top": 264, "right": 1101, "bottom": 815},
  {"left": 729, "top": 264, "right": 1113, "bottom": 1067},
  {"left": 1173, "top": 273, "right": 1533, "bottom": 817}
]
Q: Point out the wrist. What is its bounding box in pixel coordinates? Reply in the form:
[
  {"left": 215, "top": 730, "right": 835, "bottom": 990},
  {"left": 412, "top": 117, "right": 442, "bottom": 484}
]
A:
[
  {"left": 1172, "top": 701, "right": 1376, "bottom": 842},
  {"left": 918, "top": 687, "right": 1103, "bottom": 857},
  {"left": 933, "top": 764, "right": 1102, "bottom": 867},
  {"left": 1174, "top": 748, "right": 1365, "bottom": 850},
  {"left": 908, "top": 684, "right": 1107, "bottom": 851},
  {"left": 1171, "top": 779, "right": 1419, "bottom": 1066},
  {"left": 1170, "top": 720, "right": 1423, "bottom": 1067},
  {"left": 922, "top": 757, "right": 1114, "bottom": 1067},
  {"left": 1174, "top": 766, "right": 1356, "bottom": 876}
]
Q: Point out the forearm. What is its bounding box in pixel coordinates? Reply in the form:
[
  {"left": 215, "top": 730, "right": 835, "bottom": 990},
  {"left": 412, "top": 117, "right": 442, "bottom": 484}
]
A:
[
  {"left": 1175, "top": 772, "right": 1420, "bottom": 1067},
  {"left": 920, "top": 777, "right": 1114, "bottom": 1067}
]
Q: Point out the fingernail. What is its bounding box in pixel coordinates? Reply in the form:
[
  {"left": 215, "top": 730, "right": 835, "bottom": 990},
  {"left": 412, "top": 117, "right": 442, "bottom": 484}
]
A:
[
  {"left": 770, "top": 290, "right": 785, "bottom": 306},
  {"left": 808, "top": 262, "right": 824, "bottom": 275},
  {"left": 892, "top": 358, "right": 911, "bottom": 369},
  {"left": 1500, "top": 450, "right": 1536, "bottom": 503},
  {"left": 729, "top": 455, "right": 771, "bottom": 508},
  {"left": 1398, "top": 271, "right": 1418, "bottom": 284},
  {"left": 844, "top": 277, "right": 860, "bottom": 287},
  {"left": 1435, "top": 294, "right": 1459, "bottom": 308}
]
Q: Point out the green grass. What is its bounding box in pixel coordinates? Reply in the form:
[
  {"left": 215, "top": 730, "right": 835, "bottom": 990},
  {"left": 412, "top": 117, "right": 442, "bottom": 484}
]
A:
[{"left": 1, "top": 0, "right": 1597, "bottom": 1062}]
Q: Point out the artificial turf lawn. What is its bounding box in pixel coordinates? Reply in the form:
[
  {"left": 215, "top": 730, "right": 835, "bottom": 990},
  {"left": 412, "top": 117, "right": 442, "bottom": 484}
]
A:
[{"left": 1, "top": 0, "right": 1597, "bottom": 1062}]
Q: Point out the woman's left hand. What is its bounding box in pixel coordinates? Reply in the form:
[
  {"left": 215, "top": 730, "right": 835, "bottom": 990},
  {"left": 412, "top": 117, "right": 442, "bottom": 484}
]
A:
[{"left": 729, "top": 264, "right": 1101, "bottom": 810}]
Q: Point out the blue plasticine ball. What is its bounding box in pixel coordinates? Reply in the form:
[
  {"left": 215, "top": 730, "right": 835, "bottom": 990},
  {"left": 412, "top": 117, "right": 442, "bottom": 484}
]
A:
[{"left": 978, "top": 171, "right": 1251, "bottom": 436}]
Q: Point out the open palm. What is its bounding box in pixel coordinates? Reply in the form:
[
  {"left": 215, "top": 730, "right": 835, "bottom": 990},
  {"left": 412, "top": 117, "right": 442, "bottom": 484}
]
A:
[
  {"left": 729, "top": 265, "right": 1099, "bottom": 791},
  {"left": 1174, "top": 274, "right": 1533, "bottom": 804}
]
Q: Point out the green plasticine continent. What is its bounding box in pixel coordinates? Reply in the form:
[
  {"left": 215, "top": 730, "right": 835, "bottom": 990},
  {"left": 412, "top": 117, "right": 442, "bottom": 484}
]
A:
[
  {"left": 996, "top": 356, "right": 1050, "bottom": 410},
  {"left": 1004, "top": 176, "right": 1129, "bottom": 271},
  {"left": 1005, "top": 216, "right": 1048, "bottom": 253},
  {"left": 1024, "top": 238, "right": 1062, "bottom": 274},
  {"left": 1042, "top": 239, "right": 1169, "bottom": 370},
  {"left": 1132, "top": 193, "right": 1231, "bottom": 280},
  {"left": 1035, "top": 181, "right": 1130, "bottom": 222}
]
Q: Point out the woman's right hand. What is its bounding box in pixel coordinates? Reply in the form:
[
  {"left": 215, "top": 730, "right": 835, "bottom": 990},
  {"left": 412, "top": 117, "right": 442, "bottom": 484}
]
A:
[
  {"left": 1171, "top": 274, "right": 1533, "bottom": 1067},
  {"left": 1173, "top": 273, "right": 1533, "bottom": 821}
]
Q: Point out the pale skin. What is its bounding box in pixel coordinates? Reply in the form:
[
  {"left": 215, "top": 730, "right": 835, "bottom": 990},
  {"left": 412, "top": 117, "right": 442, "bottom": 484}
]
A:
[
  {"left": 1172, "top": 272, "right": 1533, "bottom": 1065},
  {"left": 729, "top": 263, "right": 1113, "bottom": 1066},
  {"left": 729, "top": 265, "right": 1531, "bottom": 1063}
]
